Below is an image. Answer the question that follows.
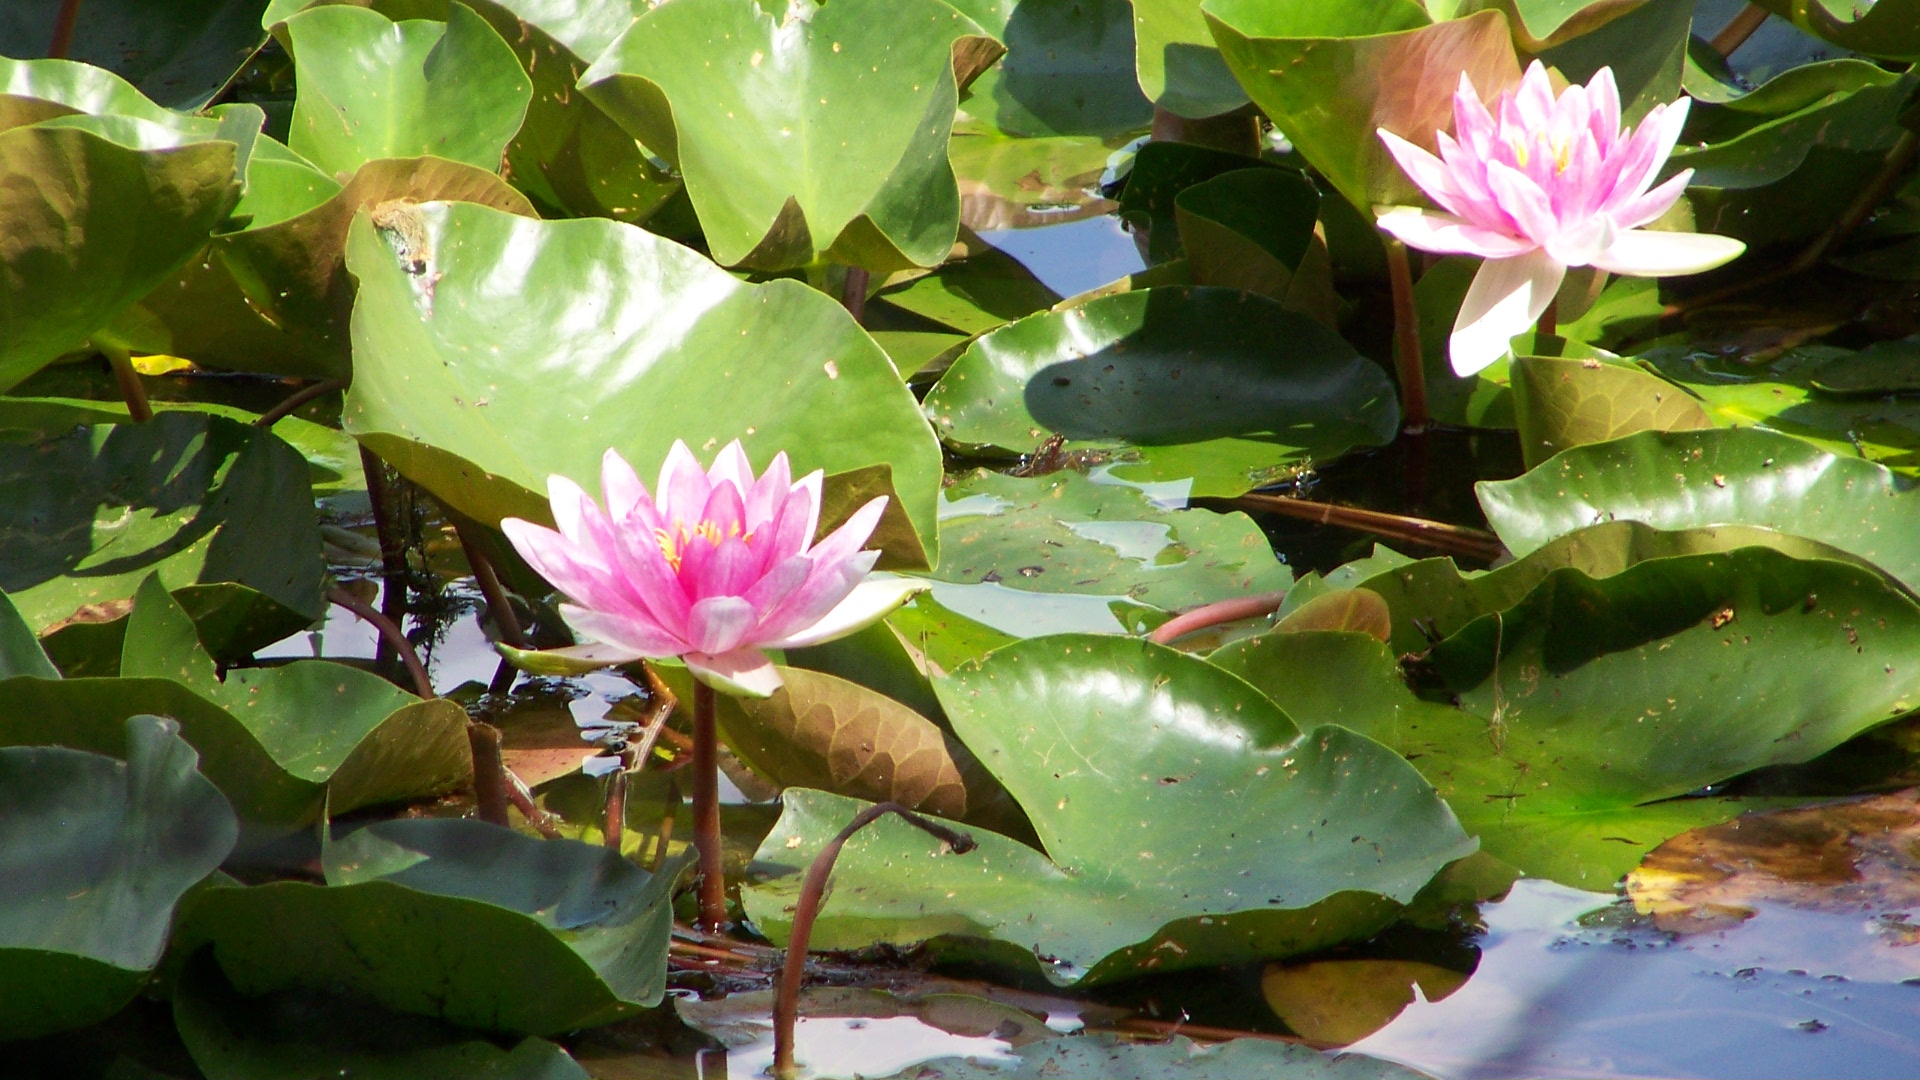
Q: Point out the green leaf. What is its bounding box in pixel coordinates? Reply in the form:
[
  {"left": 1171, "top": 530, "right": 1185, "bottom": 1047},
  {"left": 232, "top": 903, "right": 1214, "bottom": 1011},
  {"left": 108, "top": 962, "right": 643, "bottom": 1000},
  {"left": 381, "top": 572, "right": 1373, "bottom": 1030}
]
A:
[
  {"left": 174, "top": 819, "right": 684, "bottom": 1035},
  {"left": 1456, "top": 0, "right": 1661, "bottom": 53},
  {"left": 344, "top": 200, "right": 943, "bottom": 566},
  {"left": 929, "top": 468, "right": 1291, "bottom": 610},
  {"left": 0, "top": 91, "right": 245, "bottom": 389},
  {"left": 1509, "top": 354, "right": 1714, "bottom": 469},
  {"left": 744, "top": 635, "right": 1474, "bottom": 984},
  {"left": 0, "top": 408, "right": 324, "bottom": 658},
  {"left": 1210, "top": 629, "right": 1766, "bottom": 888},
  {"left": 1115, "top": 140, "right": 1283, "bottom": 266},
  {"left": 882, "top": 592, "right": 1020, "bottom": 676},
  {"left": 1174, "top": 167, "right": 1335, "bottom": 325},
  {"left": 922, "top": 286, "right": 1399, "bottom": 496},
  {"left": 1202, "top": 0, "right": 1520, "bottom": 213},
  {"left": 1749, "top": 0, "right": 1920, "bottom": 60},
  {"left": 946, "top": 0, "right": 1151, "bottom": 137},
  {"left": 579, "top": 0, "right": 1002, "bottom": 272},
  {"left": 1478, "top": 427, "right": 1920, "bottom": 596},
  {"left": 284, "top": 3, "right": 532, "bottom": 178},
  {"left": 0, "top": 1, "right": 272, "bottom": 109},
  {"left": 873, "top": 229, "right": 1062, "bottom": 335},
  {"left": 153, "top": 151, "right": 537, "bottom": 380},
  {"left": 652, "top": 663, "right": 1030, "bottom": 837},
  {"left": 0, "top": 714, "right": 236, "bottom": 1039},
  {"left": 175, "top": 954, "right": 590, "bottom": 1080},
  {"left": 0, "top": 588, "right": 57, "bottom": 681},
  {"left": 1130, "top": 0, "right": 1249, "bottom": 118},
  {"left": 462, "top": 0, "right": 681, "bottom": 224},
  {"left": 898, "top": 1031, "right": 1433, "bottom": 1079}
]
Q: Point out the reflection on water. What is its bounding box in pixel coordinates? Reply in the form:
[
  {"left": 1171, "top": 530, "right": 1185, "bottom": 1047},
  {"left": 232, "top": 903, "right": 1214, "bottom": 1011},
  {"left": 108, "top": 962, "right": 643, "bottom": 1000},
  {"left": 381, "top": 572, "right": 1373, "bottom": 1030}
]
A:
[
  {"left": 1353, "top": 880, "right": 1920, "bottom": 1079},
  {"left": 978, "top": 215, "right": 1145, "bottom": 300},
  {"left": 726, "top": 1015, "right": 1019, "bottom": 1079}
]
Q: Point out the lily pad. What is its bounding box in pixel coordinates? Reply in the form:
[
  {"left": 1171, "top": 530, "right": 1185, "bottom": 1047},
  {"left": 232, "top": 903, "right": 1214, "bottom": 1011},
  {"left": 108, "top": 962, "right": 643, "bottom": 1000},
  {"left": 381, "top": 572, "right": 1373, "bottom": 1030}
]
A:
[
  {"left": 1130, "top": 0, "right": 1248, "bottom": 119},
  {"left": 173, "top": 818, "right": 685, "bottom": 1035},
  {"left": 1209, "top": 624, "right": 1841, "bottom": 889},
  {"left": 929, "top": 468, "right": 1291, "bottom": 610},
  {"left": 0, "top": 714, "right": 236, "bottom": 1039},
  {"left": 874, "top": 228, "right": 1063, "bottom": 335},
  {"left": 1477, "top": 427, "right": 1920, "bottom": 594},
  {"left": 155, "top": 150, "right": 537, "bottom": 379},
  {"left": 650, "top": 662, "right": 1030, "bottom": 837},
  {"left": 922, "top": 286, "right": 1400, "bottom": 496},
  {"left": 901, "top": 1032, "right": 1434, "bottom": 1079},
  {"left": 744, "top": 635, "right": 1475, "bottom": 985},
  {"left": 947, "top": 0, "right": 1152, "bottom": 137},
  {"left": 0, "top": 61, "right": 252, "bottom": 390},
  {"left": 1456, "top": 0, "right": 1658, "bottom": 53},
  {"left": 342, "top": 199, "right": 943, "bottom": 566},
  {"left": 1202, "top": 0, "right": 1521, "bottom": 213},
  {"left": 1174, "top": 167, "right": 1335, "bottom": 325},
  {"left": 0, "top": 579, "right": 469, "bottom": 825},
  {"left": 1749, "top": 0, "right": 1920, "bottom": 60},
  {"left": 463, "top": 0, "right": 681, "bottom": 225},
  {"left": 175, "top": 954, "right": 590, "bottom": 1080},
  {"left": 0, "top": 408, "right": 324, "bottom": 658},
  {"left": 580, "top": 0, "right": 1002, "bottom": 271},
  {"left": 1509, "top": 354, "right": 1713, "bottom": 469},
  {"left": 0, "top": 0, "right": 272, "bottom": 109},
  {"left": 283, "top": 3, "right": 532, "bottom": 178}
]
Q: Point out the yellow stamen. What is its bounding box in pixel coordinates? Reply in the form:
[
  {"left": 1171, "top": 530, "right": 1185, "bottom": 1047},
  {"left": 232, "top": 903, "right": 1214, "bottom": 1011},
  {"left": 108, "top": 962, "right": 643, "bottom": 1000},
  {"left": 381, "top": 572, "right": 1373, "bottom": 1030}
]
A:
[{"left": 655, "top": 518, "right": 752, "bottom": 572}]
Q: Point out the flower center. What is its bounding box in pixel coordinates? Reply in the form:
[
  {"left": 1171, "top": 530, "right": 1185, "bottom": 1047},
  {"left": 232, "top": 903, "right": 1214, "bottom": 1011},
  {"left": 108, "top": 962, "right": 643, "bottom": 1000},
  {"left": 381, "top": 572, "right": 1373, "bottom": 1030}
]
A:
[{"left": 655, "top": 519, "right": 749, "bottom": 572}]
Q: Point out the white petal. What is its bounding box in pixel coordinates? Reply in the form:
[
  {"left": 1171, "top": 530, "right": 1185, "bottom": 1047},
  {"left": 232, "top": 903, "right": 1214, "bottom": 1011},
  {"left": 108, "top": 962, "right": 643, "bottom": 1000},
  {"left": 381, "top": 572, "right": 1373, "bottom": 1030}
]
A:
[
  {"left": 1450, "top": 250, "right": 1566, "bottom": 377},
  {"left": 685, "top": 648, "right": 784, "bottom": 698},
  {"left": 761, "top": 575, "right": 926, "bottom": 650},
  {"left": 1589, "top": 230, "right": 1746, "bottom": 277}
]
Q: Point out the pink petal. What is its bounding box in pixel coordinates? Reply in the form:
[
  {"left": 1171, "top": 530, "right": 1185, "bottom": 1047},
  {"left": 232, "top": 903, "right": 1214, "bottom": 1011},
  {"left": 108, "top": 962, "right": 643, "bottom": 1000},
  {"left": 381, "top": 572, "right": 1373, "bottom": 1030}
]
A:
[
  {"left": 1452, "top": 73, "right": 1499, "bottom": 161},
  {"left": 742, "top": 553, "right": 812, "bottom": 617},
  {"left": 600, "top": 449, "right": 650, "bottom": 522},
  {"left": 1377, "top": 129, "right": 1470, "bottom": 218},
  {"left": 560, "top": 602, "right": 687, "bottom": 657},
  {"left": 1590, "top": 229, "right": 1745, "bottom": 276},
  {"left": 706, "top": 439, "right": 754, "bottom": 495},
  {"left": 1376, "top": 206, "right": 1536, "bottom": 259},
  {"left": 698, "top": 480, "right": 749, "bottom": 546},
  {"left": 503, "top": 517, "right": 629, "bottom": 614},
  {"left": 610, "top": 522, "right": 692, "bottom": 628},
  {"left": 1513, "top": 61, "right": 1555, "bottom": 132},
  {"left": 1586, "top": 67, "right": 1620, "bottom": 155},
  {"left": 1484, "top": 161, "right": 1557, "bottom": 247},
  {"left": 1542, "top": 213, "right": 1616, "bottom": 268},
  {"left": 656, "top": 440, "right": 710, "bottom": 522},
  {"left": 685, "top": 596, "right": 758, "bottom": 655},
  {"left": 546, "top": 474, "right": 601, "bottom": 550},
  {"left": 684, "top": 648, "right": 783, "bottom": 698},
  {"left": 789, "top": 469, "right": 823, "bottom": 546},
  {"left": 762, "top": 576, "right": 925, "bottom": 649},
  {"left": 805, "top": 495, "right": 887, "bottom": 570},
  {"left": 1450, "top": 249, "right": 1566, "bottom": 377},
  {"left": 1609, "top": 169, "right": 1692, "bottom": 231},
  {"left": 744, "top": 451, "right": 791, "bottom": 532},
  {"left": 693, "top": 535, "right": 760, "bottom": 598},
  {"left": 757, "top": 549, "right": 879, "bottom": 644}
]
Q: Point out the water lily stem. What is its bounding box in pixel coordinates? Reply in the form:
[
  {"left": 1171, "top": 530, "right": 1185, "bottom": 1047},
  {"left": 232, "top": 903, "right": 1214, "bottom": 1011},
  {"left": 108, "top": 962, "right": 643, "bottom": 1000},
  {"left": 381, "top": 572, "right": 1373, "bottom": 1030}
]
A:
[
  {"left": 1707, "top": 4, "right": 1770, "bottom": 58},
  {"left": 773, "top": 803, "right": 976, "bottom": 1080},
  {"left": 252, "top": 377, "right": 346, "bottom": 429},
  {"left": 605, "top": 768, "right": 627, "bottom": 852},
  {"left": 48, "top": 0, "right": 81, "bottom": 58},
  {"left": 653, "top": 777, "right": 680, "bottom": 873},
  {"left": 466, "top": 721, "right": 512, "bottom": 828},
  {"left": 1536, "top": 297, "right": 1557, "bottom": 339},
  {"left": 325, "top": 584, "right": 433, "bottom": 698},
  {"left": 99, "top": 343, "right": 153, "bottom": 423},
  {"left": 1213, "top": 493, "right": 1506, "bottom": 563},
  {"left": 692, "top": 680, "right": 728, "bottom": 932},
  {"left": 1147, "top": 590, "right": 1289, "bottom": 646},
  {"left": 1383, "top": 238, "right": 1429, "bottom": 432},
  {"left": 841, "top": 266, "right": 868, "bottom": 325},
  {"left": 453, "top": 524, "right": 528, "bottom": 694}
]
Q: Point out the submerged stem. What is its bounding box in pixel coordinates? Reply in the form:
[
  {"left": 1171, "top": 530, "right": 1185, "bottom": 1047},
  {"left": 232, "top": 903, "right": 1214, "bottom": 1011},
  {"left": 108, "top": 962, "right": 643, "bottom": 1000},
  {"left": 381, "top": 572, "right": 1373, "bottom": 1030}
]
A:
[
  {"left": 1383, "top": 238, "right": 1429, "bottom": 432},
  {"left": 253, "top": 377, "right": 346, "bottom": 429},
  {"left": 605, "top": 768, "right": 628, "bottom": 852},
  {"left": 773, "top": 803, "right": 976, "bottom": 1080},
  {"left": 692, "top": 680, "right": 728, "bottom": 932},
  {"left": 1212, "top": 493, "right": 1507, "bottom": 563},
  {"left": 1707, "top": 3, "right": 1769, "bottom": 58},
  {"left": 466, "top": 721, "right": 512, "bottom": 828},
  {"left": 48, "top": 0, "right": 82, "bottom": 58}
]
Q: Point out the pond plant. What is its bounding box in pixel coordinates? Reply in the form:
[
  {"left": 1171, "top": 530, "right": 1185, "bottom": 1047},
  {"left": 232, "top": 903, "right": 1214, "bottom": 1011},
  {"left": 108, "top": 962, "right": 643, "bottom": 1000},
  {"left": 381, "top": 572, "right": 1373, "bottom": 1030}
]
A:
[{"left": 9, "top": 0, "right": 1920, "bottom": 1076}]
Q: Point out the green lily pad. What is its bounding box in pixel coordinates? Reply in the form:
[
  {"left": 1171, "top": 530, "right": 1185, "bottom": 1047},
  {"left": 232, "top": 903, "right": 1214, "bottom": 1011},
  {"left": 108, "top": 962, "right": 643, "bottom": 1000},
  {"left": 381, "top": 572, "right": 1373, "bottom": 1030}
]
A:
[
  {"left": 882, "top": 592, "right": 1021, "bottom": 676},
  {"left": 651, "top": 662, "right": 1029, "bottom": 837},
  {"left": 1130, "top": 0, "right": 1249, "bottom": 119},
  {"left": 929, "top": 468, "right": 1291, "bottom": 609},
  {"left": 1210, "top": 629, "right": 1772, "bottom": 888},
  {"left": 1749, "top": 0, "right": 1920, "bottom": 60},
  {"left": 0, "top": 61, "right": 251, "bottom": 390},
  {"left": 342, "top": 199, "right": 943, "bottom": 566},
  {"left": 283, "top": 3, "right": 532, "bottom": 178},
  {"left": 0, "top": 579, "right": 469, "bottom": 825},
  {"left": 947, "top": 0, "right": 1151, "bottom": 137},
  {"left": 1478, "top": 427, "right": 1920, "bottom": 595},
  {"left": 744, "top": 635, "right": 1475, "bottom": 985},
  {"left": 1114, "top": 140, "right": 1282, "bottom": 265},
  {"left": 1201, "top": 0, "right": 1520, "bottom": 213},
  {"left": 175, "top": 953, "right": 590, "bottom": 1080},
  {"left": 1671, "top": 66, "right": 1914, "bottom": 249},
  {"left": 0, "top": 408, "right": 323, "bottom": 658},
  {"left": 0, "top": 0, "right": 272, "bottom": 109},
  {"left": 1510, "top": 354, "right": 1714, "bottom": 468},
  {"left": 0, "top": 713, "right": 236, "bottom": 1039},
  {"left": 1455, "top": 0, "right": 1657, "bottom": 53},
  {"left": 174, "top": 818, "right": 685, "bottom": 1035},
  {"left": 873, "top": 229, "right": 1063, "bottom": 335},
  {"left": 579, "top": 0, "right": 1002, "bottom": 271},
  {"left": 1174, "top": 167, "right": 1335, "bottom": 324},
  {"left": 898, "top": 1031, "right": 1433, "bottom": 1079},
  {"left": 922, "top": 286, "right": 1399, "bottom": 496},
  {"left": 154, "top": 150, "right": 536, "bottom": 379}
]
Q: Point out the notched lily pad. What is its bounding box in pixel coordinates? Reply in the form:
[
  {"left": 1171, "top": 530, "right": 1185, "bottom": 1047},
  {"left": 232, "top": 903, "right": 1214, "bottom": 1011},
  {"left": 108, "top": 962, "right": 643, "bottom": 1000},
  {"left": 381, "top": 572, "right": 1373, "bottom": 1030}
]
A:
[
  {"left": 745, "top": 636, "right": 1473, "bottom": 985},
  {"left": 0, "top": 714, "right": 236, "bottom": 1039},
  {"left": 174, "top": 818, "right": 686, "bottom": 1035}
]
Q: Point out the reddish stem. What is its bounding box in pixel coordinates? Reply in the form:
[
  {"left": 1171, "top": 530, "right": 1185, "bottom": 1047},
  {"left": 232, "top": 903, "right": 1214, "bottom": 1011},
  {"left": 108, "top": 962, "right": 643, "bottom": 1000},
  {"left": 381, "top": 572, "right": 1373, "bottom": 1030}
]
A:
[
  {"left": 48, "top": 0, "right": 82, "bottom": 58},
  {"left": 325, "top": 585, "right": 432, "bottom": 699},
  {"left": 605, "top": 768, "right": 627, "bottom": 852},
  {"left": 466, "top": 721, "right": 511, "bottom": 828},
  {"left": 1147, "top": 591, "right": 1289, "bottom": 645},
  {"left": 774, "top": 803, "right": 975, "bottom": 1080},
  {"left": 692, "top": 680, "right": 728, "bottom": 932},
  {"left": 253, "top": 378, "right": 346, "bottom": 429},
  {"left": 1383, "top": 238, "right": 1428, "bottom": 432}
]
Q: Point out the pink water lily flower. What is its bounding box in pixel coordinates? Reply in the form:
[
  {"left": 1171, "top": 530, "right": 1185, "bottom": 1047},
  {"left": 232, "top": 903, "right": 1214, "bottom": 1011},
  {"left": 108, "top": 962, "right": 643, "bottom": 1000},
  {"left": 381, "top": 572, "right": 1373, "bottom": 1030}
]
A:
[
  {"left": 1376, "top": 61, "right": 1745, "bottom": 376},
  {"left": 502, "top": 441, "right": 921, "bottom": 697}
]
